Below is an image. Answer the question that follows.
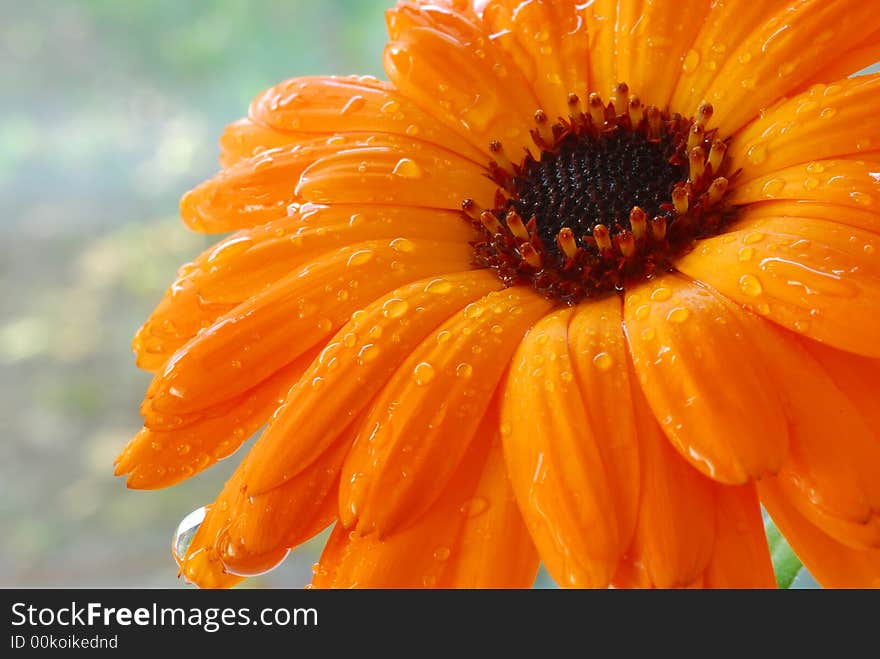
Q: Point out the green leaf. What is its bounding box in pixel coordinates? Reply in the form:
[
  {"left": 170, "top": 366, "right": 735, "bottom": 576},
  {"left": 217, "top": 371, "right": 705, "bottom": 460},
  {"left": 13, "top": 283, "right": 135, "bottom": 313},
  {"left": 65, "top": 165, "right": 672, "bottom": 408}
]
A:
[{"left": 764, "top": 517, "right": 804, "bottom": 589}]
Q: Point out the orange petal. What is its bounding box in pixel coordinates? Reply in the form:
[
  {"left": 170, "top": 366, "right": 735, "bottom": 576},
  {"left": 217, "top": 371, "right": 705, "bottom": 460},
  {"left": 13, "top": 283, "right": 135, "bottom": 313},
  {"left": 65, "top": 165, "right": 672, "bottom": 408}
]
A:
[
  {"left": 696, "top": 1, "right": 880, "bottom": 135},
  {"left": 143, "top": 239, "right": 472, "bottom": 418},
  {"left": 313, "top": 421, "right": 538, "bottom": 588},
  {"left": 760, "top": 478, "right": 880, "bottom": 588},
  {"left": 218, "top": 118, "right": 313, "bottom": 168},
  {"left": 799, "top": 29, "right": 880, "bottom": 91},
  {"left": 249, "top": 75, "right": 485, "bottom": 163},
  {"left": 183, "top": 132, "right": 483, "bottom": 233},
  {"left": 383, "top": 5, "right": 539, "bottom": 161},
  {"left": 757, "top": 334, "right": 880, "bottom": 549},
  {"left": 676, "top": 211, "right": 880, "bottom": 357},
  {"left": 339, "top": 285, "right": 553, "bottom": 536},
  {"left": 730, "top": 159, "right": 880, "bottom": 216},
  {"left": 481, "top": 0, "right": 589, "bottom": 120},
  {"left": 242, "top": 270, "right": 502, "bottom": 495},
  {"left": 581, "top": 0, "right": 618, "bottom": 102},
  {"left": 132, "top": 204, "right": 477, "bottom": 371},
  {"left": 729, "top": 75, "right": 880, "bottom": 180},
  {"left": 115, "top": 356, "right": 311, "bottom": 489},
  {"left": 295, "top": 140, "right": 497, "bottom": 209},
  {"left": 176, "top": 430, "right": 347, "bottom": 587},
  {"left": 211, "top": 431, "right": 354, "bottom": 578},
  {"left": 623, "top": 274, "right": 788, "bottom": 484},
  {"left": 671, "top": 0, "right": 790, "bottom": 116},
  {"left": 613, "top": 382, "right": 716, "bottom": 589},
  {"left": 735, "top": 200, "right": 880, "bottom": 236},
  {"left": 501, "top": 303, "right": 636, "bottom": 588},
  {"left": 703, "top": 484, "right": 776, "bottom": 588},
  {"left": 614, "top": 0, "right": 710, "bottom": 109}
]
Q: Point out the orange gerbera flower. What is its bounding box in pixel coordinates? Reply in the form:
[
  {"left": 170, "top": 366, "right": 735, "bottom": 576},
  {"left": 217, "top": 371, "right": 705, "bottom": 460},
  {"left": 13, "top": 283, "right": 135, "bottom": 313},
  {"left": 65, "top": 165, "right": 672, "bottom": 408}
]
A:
[{"left": 116, "top": 0, "right": 880, "bottom": 589}]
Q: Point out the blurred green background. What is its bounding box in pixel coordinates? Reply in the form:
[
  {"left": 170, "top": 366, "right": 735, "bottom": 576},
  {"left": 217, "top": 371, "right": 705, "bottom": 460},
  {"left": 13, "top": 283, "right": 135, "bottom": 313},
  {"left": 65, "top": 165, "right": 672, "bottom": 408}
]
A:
[{"left": 3, "top": 0, "right": 874, "bottom": 589}]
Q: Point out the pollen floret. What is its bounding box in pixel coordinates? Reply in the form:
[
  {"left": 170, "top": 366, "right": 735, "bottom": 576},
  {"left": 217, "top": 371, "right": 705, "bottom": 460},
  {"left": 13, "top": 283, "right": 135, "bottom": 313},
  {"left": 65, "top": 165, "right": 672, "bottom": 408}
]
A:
[{"left": 465, "top": 85, "right": 735, "bottom": 304}]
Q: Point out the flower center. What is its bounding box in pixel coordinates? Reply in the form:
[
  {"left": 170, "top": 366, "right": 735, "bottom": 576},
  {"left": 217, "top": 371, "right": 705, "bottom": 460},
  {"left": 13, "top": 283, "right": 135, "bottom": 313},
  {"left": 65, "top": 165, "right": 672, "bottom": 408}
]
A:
[{"left": 464, "top": 84, "right": 735, "bottom": 304}]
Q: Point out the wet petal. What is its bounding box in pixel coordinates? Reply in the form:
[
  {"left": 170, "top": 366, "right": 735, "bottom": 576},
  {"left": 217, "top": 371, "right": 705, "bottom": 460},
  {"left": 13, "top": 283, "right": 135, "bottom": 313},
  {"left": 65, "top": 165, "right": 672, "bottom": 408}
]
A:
[
  {"left": 249, "top": 75, "right": 485, "bottom": 163},
  {"left": 481, "top": 0, "right": 589, "bottom": 120},
  {"left": 242, "top": 270, "right": 503, "bottom": 494},
  {"left": 339, "top": 286, "right": 553, "bottom": 536},
  {"left": 313, "top": 427, "right": 538, "bottom": 588},
  {"left": 383, "top": 4, "right": 540, "bottom": 160},
  {"left": 143, "top": 239, "right": 472, "bottom": 419},
  {"left": 728, "top": 75, "right": 880, "bottom": 180},
  {"left": 696, "top": 0, "right": 880, "bottom": 135},
  {"left": 760, "top": 478, "right": 880, "bottom": 588},
  {"left": 501, "top": 302, "right": 637, "bottom": 588},
  {"left": 614, "top": 0, "right": 711, "bottom": 108},
  {"left": 703, "top": 484, "right": 776, "bottom": 588},
  {"left": 612, "top": 384, "right": 716, "bottom": 589},
  {"left": 676, "top": 210, "right": 880, "bottom": 357},
  {"left": 624, "top": 274, "right": 788, "bottom": 484},
  {"left": 116, "top": 356, "right": 312, "bottom": 489},
  {"left": 756, "top": 332, "right": 880, "bottom": 549}
]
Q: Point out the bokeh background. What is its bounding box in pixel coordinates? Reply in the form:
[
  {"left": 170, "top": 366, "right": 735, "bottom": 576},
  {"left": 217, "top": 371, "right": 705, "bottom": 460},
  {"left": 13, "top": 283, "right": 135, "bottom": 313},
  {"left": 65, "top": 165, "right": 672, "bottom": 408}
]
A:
[{"left": 5, "top": 0, "right": 873, "bottom": 588}]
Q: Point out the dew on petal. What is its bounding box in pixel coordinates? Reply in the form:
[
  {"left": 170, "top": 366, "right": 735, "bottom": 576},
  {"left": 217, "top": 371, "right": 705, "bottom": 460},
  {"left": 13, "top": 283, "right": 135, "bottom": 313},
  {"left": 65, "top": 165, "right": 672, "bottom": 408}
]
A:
[
  {"left": 392, "top": 157, "right": 423, "bottom": 178},
  {"left": 738, "top": 273, "right": 763, "bottom": 296},
  {"left": 412, "top": 361, "right": 436, "bottom": 386}
]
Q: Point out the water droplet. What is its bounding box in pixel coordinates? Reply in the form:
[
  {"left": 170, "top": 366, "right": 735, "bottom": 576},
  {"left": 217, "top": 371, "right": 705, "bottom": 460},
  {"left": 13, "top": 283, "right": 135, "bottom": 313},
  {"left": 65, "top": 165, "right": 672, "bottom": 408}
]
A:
[
  {"left": 172, "top": 506, "right": 207, "bottom": 563},
  {"left": 650, "top": 287, "right": 672, "bottom": 301},
  {"left": 850, "top": 191, "right": 872, "bottom": 206},
  {"left": 738, "top": 274, "right": 763, "bottom": 296},
  {"left": 392, "top": 158, "right": 423, "bottom": 178},
  {"left": 778, "top": 62, "right": 795, "bottom": 77},
  {"left": 740, "top": 76, "right": 756, "bottom": 90},
  {"left": 865, "top": 243, "right": 876, "bottom": 255},
  {"left": 389, "top": 237, "right": 415, "bottom": 253},
  {"left": 761, "top": 178, "right": 786, "bottom": 197},
  {"left": 230, "top": 359, "right": 242, "bottom": 369},
  {"left": 819, "top": 107, "right": 837, "bottom": 119},
  {"left": 500, "top": 421, "right": 512, "bottom": 436},
  {"left": 456, "top": 362, "right": 473, "bottom": 378},
  {"left": 311, "top": 376, "right": 325, "bottom": 390},
  {"left": 349, "top": 212, "right": 366, "bottom": 227},
  {"left": 380, "top": 99, "right": 400, "bottom": 115},
  {"left": 405, "top": 124, "right": 419, "bottom": 136},
  {"left": 436, "top": 330, "right": 451, "bottom": 344},
  {"left": 640, "top": 327, "right": 656, "bottom": 341},
  {"left": 460, "top": 496, "right": 489, "bottom": 518},
  {"left": 341, "top": 95, "right": 367, "bottom": 115},
  {"left": 464, "top": 303, "right": 484, "bottom": 318},
  {"left": 793, "top": 319, "right": 810, "bottom": 333},
  {"left": 593, "top": 352, "right": 614, "bottom": 371},
  {"left": 737, "top": 51, "right": 752, "bottom": 64},
  {"left": 347, "top": 249, "right": 374, "bottom": 267},
  {"left": 342, "top": 332, "right": 358, "bottom": 347},
  {"left": 803, "top": 177, "right": 819, "bottom": 190},
  {"left": 667, "top": 307, "right": 690, "bottom": 324},
  {"left": 746, "top": 143, "right": 767, "bottom": 165},
  {"left": 424, "top": 278, "right": 452, "bottom": 295},
  {"left": 433, "top": 546, "right": 451, "bottom": 561},
  {"left": 805, "top": 162, "right": 825, "bottom": 174},
  {"left": 744, "top": 232, "right": 765, "bottom": 245},
  {"left": 317, "top": 317, "right": 333, "bottom": 332},
  {"left": 368, "top": 325, "right": 383, "bottom": 339},
  {"left": 635, "top": 304, "right": 650, "bottom": 320},
  {"left": 738, "top": 246, "right": 755, "bottom": 262},
  {"left": 413, "top": 361, "right": 435, "bottom": 385},
  {"left": 382, "top": 298, "right": 409, "bottom": 318},
  {"left": 176, "top": 443, "right": 191, "bottom": 455},
  {"left": 357, "top": 343, "right": 380, "bottom": 364},
  {"left": 682, "top": 49, "right": 700, "bottom": 73}
]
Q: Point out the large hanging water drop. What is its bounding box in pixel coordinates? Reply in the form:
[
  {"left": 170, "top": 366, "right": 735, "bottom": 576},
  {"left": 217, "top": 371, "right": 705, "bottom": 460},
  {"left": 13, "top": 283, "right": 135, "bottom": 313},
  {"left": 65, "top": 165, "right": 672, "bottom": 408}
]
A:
[{"left": 172, "top": 506, "right": 207, "bottom": 564}]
